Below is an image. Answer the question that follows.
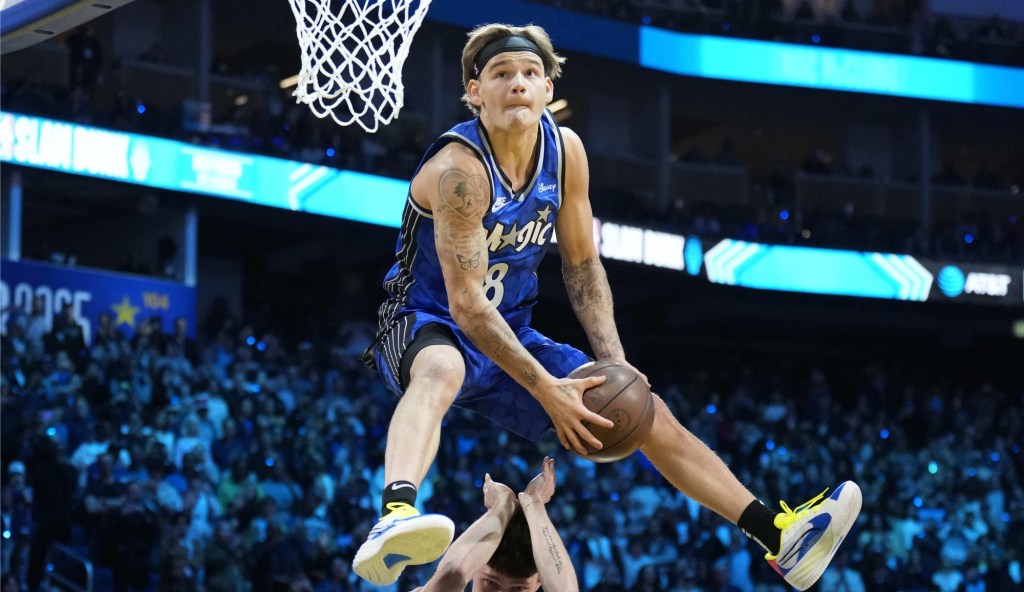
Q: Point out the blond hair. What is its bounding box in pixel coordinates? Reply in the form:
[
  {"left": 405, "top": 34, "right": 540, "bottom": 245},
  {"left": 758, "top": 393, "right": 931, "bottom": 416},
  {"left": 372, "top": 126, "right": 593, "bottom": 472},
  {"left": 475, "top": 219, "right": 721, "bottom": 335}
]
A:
[{"left": 460, "top": 23, "right": 565, "bottom": 114}]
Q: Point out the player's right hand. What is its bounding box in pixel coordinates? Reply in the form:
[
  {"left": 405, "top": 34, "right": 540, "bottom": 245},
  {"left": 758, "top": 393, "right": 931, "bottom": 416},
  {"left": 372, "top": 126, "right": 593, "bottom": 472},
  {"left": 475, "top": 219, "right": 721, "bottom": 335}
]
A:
[
  {"left": 536, "top": 375, "right": 615, "bottom": 455},
  {"left": 520, "top": 456, "right": 556, "bottom": 506}
]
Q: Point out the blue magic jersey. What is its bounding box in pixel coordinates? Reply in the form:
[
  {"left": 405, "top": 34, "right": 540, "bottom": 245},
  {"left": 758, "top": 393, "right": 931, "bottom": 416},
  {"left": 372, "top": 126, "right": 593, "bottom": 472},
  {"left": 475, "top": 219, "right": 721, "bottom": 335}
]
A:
[{"left": 376, "top": 110, "right": 565, "bottom": 332}]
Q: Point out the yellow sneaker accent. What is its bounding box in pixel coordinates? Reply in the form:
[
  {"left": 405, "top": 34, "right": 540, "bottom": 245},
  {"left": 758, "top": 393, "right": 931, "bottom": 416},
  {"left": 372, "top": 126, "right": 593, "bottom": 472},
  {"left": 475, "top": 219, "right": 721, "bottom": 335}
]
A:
[
  {"left": 353, "top": 502, "right": 455, "bottom": 586},
  {"left": 765, "top": 481, "right": 863, "bottom": 591},
  {"left": 767, "top": 487, "right": 830, "bottom": 556},
  {"left": 381, "top": 501, "right": 419, "bottom": 521}
]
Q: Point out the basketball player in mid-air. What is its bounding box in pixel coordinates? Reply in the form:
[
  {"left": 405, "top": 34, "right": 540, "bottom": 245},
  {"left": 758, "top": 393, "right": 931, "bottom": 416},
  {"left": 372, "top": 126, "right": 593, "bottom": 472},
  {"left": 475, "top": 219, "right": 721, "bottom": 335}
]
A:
[
  {"left": 413, "top": 457, "right": 577, "bottom": 592},
  {"left": 355, "top": 23, "right": 862, "bottom": 591}
]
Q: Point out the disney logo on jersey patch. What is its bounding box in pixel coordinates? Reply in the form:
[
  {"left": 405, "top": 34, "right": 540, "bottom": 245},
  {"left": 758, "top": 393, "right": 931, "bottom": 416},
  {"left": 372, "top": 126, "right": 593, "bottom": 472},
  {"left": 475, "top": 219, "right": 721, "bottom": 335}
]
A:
[{"left": 537, "top": 182, "right": 557, "bottom": 194}]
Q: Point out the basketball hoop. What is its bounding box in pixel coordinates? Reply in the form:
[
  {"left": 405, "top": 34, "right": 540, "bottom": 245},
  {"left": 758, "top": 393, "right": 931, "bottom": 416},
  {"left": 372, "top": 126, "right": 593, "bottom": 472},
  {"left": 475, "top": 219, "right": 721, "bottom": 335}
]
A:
[{"left": 288, "top": 0, "right": 432, "bottom": 133}]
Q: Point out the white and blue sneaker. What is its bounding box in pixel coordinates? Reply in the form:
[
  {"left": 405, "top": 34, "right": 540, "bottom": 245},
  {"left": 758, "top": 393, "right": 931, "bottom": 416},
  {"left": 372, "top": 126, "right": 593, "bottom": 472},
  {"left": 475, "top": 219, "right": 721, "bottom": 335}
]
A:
[
  {"left": 766, "top": 481, "right": 863, "bottom": 591},
  {"left": 353, "top": 502, "right": 455, "bottom": 586}
]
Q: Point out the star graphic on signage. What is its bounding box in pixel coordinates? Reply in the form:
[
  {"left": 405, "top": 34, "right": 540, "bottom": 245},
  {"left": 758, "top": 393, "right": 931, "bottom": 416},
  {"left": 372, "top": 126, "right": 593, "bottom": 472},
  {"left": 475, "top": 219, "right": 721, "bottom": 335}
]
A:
[
  {"left": 499, "top": 223, "right": 520, "bottom": 249},
  {"left": 537, "top": 205, "right": 552, "bottom": 223},
  {"left": 111, "top": 295, "right": 140, "bottom": 328}
]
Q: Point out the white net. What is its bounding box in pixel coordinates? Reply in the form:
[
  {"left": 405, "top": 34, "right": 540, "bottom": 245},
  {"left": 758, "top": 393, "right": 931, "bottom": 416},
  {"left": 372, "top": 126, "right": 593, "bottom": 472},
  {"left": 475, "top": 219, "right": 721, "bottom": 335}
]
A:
[{"left": 288, "top": 0, "right": 432, "bottom": 133}]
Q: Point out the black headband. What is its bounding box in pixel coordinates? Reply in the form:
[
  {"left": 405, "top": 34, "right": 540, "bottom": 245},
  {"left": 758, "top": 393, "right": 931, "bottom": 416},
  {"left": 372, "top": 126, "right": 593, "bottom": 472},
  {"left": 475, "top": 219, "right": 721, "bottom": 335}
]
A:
[{"left": 472, "top": 35, "right": 544, "bottom": 78}]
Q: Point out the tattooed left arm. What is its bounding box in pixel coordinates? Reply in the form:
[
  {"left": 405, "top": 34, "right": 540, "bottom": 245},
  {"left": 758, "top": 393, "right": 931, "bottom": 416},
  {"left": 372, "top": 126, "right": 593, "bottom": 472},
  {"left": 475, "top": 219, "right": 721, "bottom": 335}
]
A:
[
  {"left": 562, "top": 256, "right": 623, "bottom": 360},
  {"left": 555, "top": 127, "right": 625, "bottom": 361}
]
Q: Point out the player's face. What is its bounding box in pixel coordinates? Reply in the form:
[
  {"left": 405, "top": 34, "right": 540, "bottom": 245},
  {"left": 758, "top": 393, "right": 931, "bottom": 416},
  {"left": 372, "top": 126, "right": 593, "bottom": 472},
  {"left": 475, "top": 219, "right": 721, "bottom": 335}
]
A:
[
  {"left": 469, "top": 51, "right": 552, "bottom": 133},
  {"left": 472, "top": 566, "right": 541, "bottom": 592}
]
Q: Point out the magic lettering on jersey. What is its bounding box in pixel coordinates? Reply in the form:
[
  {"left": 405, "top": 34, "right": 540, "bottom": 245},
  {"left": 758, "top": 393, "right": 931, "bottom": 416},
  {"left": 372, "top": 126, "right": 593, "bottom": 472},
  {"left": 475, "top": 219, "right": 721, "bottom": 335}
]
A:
[
  {"left": 376, "top": 109, "right": 566, "bottom": 324},
  {"left": 484, "top": 205, "right": 555, "bottom": 253}
]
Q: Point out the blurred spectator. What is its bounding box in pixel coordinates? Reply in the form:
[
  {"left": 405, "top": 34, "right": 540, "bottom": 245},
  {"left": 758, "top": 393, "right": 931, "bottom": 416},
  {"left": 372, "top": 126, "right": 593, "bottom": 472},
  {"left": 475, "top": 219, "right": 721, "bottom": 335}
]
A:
[
  {"left": 0, "top": 461, "right": 32, "bottom": 590},
  {"left": 159, "top": 512, "right": 201, "bottom": 592},
  {"left": 709, "top": 558, "right": 742, "bottom": 592},
  {"left": 620, "top": 537, "right": 656, "bottom": 589},
  {"left": 23, "top": 295, "right": 49, "bottom": 358},
  {"left": 193, "top": 398, "right": 219, "bottom": 445},
  {"left": 803, "top": 147, "right": 836, "bottom": 175},
  {"left": 45, "top": 303, "right": 87, "bottom": 364},
  {"left": 260, "top": 459, "right": 303, "bottom": 515},
  {"left": 204, "top": 520, "right": 246, "bottom": 592},
  {"left": 218, "top": 457, "right": 262, "bottom": 512},
  {"left": 25, "top": 436, "right": 76, "bottom": 591},
  {"left": 112, "top": 481, "right": 160, "bottom": 592},
  {"left": 819, "top": 551, "right": 866, "bottom": 592},
  {"left": 167, "top": 317, "right": 200, "bottom": 367},
  {"left": 66, "top": 27, "right": 102, "bottom": 91},
  {"left": 173, "top": 416, "right": 213, "bottom": 472},
  {"left": 631, "top": 564, "right": 661, "bottom": 592},
  {"left": 718, "top": 532, "right": 754, "bottom": 592},
  {"left": 932, "top": 558, "right": 965, "bottom": 592},
  {"left": 83, "top": 452, "right": 126, "bottom": 570},
  {"left": 94, "top": 311, "right": 126, "bottom": 349}
]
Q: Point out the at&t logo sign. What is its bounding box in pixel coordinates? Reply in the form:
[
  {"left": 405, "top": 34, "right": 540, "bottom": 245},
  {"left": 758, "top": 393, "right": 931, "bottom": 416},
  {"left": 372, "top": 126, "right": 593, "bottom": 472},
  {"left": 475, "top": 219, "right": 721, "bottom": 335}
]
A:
[{"left": 937, "top": 265, "right": 1011, "bottom": 298}]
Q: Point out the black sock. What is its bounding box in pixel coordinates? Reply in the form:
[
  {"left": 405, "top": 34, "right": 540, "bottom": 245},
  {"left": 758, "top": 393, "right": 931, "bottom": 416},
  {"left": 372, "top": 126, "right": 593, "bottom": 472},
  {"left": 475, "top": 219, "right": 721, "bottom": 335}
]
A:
[
  {"left": 738, "top": 499, "right": 781, "bottom": 555},
  {"left": 382, "top": 480, "right": 417, "bottom": 515}
]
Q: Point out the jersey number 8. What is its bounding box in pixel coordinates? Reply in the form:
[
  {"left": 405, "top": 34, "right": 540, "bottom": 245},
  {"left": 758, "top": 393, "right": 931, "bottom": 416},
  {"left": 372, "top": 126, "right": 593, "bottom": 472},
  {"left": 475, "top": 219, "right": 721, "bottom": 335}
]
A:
[{"left": 483, "top": 263, "right": 509, "bottom": 307}]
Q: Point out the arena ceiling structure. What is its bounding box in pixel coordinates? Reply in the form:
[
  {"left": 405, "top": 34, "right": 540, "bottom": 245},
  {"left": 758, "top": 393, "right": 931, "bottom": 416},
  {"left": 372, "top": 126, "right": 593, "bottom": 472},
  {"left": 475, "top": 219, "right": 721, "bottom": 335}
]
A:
[{"left": 0, "top": 0, "right": 137, "bottom": 54}]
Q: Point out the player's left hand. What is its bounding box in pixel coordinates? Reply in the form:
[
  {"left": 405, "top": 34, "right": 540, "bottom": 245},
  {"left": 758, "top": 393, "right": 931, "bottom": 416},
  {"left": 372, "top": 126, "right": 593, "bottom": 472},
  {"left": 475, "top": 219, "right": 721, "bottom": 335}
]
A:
[{"left": 482, "top": 473, "right": 517, "bottom": 511}]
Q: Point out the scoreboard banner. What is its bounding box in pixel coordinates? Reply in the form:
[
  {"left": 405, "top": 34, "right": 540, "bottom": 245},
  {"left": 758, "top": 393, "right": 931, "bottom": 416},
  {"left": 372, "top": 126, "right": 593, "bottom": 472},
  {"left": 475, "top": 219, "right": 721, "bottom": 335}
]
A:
[
  {"left": 426, "top": 0, "right": 1024, "bottom": 109},
  {"left": 699, "top": 240, "right": 1021, "bottom": 307},
  {"left": 702, "top": 239, "right": 935, "bottom": 301},
  {"left": 1, "top": 107, "right": 1017, "bottom": 309},
  {"left": 0, "top": 111, "right": 408, "bottom": 228},
  {"left": 0, "top": 259, "right": 196, "bottom": 344},
  {"left": 591, "top": 226, "right": 1022, "bottom": 307}
]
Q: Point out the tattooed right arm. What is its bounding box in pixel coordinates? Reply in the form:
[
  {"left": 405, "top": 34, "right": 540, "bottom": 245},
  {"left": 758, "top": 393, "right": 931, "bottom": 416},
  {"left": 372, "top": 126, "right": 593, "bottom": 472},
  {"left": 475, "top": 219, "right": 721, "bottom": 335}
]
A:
[{"left": 421, "top": 147, "right": 553, "bottom": 392}]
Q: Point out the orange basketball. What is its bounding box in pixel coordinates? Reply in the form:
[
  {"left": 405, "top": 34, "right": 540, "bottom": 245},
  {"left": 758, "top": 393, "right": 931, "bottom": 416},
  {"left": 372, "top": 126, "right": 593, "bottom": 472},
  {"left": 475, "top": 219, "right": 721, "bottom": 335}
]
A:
[{"left": 569, "top": 361, "right": 655, "bottom": 463}]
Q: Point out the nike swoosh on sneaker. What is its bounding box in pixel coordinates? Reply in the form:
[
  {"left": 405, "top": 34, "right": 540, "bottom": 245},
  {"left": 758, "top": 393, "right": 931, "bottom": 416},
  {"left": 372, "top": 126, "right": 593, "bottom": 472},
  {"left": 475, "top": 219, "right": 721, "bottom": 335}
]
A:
[
  {"left": 383, "top": 553, "right": 411, "bottom": 569},
  {"left": 778, "top": 514, "right": 832, "bottom": 569}
]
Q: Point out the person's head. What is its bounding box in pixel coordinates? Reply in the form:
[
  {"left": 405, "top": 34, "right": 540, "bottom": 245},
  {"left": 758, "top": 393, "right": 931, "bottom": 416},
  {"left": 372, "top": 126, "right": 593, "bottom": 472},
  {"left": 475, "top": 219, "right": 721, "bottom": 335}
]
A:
[
  {"left": 125, "top": 480, "right": 144, "bottom": 501},
  {"left": 181, "top": 415, "right": 200, "bottom": 437},
  {"left": 195, "top": 394, "right": 209, "bottom": 417},
  {"left": 221, "top": 417, "right": 238, "bottom": 438},
  {"left": 461, "top": 24, "right": 564, "bottom": 122},
  {"left": 6, "top": 460, "right": 26, "bottom": 487},
  {"left": 473, "top": 509, "right": 539, "bottom": 592},
  {"left": 96, "top": 453, "right": 115, "bottom": 479},
  {"left": 230, "top": 456, "right": 249, "bottom": 480}
]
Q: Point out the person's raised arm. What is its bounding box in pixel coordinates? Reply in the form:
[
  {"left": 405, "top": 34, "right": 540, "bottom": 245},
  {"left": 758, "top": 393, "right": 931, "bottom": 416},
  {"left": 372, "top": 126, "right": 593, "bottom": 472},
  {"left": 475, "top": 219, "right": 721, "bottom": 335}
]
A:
[
  {"left": 414, "top": 146, "right": 612, "bottom": 454},
  {"left": 555, "top": 128, "right": 648, "bottom": 384},
  {"left": 419, "top": 475, "right": 517, "bottom": 592},
  {"left": 518, "top": 457, "right": 579, "bottom": 592}
]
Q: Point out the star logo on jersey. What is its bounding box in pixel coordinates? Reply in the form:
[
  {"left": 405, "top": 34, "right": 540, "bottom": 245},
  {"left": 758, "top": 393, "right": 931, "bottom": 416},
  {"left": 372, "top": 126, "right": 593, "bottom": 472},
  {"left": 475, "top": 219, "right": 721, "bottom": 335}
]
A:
[
  {"left": 499, "top": 223, "right": 520, "bottom": 249},
  {"left": 537, "top": 205, "right": 552, "bottom": 223},
  {"left": 485, "top": 219, "right": 554, "bottom": 253}
]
